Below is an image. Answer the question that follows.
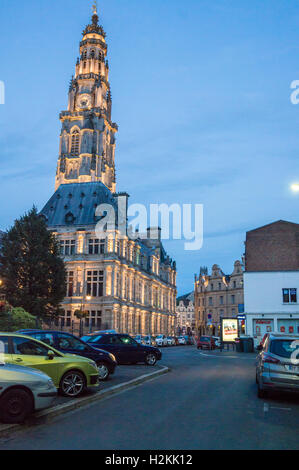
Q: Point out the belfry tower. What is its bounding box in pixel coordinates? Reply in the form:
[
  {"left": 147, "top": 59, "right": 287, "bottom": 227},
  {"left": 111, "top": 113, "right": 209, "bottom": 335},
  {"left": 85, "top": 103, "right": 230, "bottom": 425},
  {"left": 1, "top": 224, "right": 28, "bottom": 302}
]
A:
[
  {"left": 41, "top": 6, "right": 177, "bottom": 337},
  {"left": 55, "top": 4, "right": 117, "bottom": 192}
]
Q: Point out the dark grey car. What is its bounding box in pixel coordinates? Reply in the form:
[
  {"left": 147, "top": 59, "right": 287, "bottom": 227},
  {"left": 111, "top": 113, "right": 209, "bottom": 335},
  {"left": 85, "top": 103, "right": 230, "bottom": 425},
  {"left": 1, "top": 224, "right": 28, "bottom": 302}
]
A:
[{"left": 256, "top": 333, "right": 299, "bottom": 398}]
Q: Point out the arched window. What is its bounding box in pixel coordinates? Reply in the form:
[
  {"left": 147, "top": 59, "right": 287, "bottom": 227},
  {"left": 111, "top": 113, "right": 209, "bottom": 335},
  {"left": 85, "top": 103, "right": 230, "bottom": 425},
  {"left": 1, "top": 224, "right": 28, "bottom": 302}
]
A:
[
  {"left": 90, "top": 50, "right": 95, "bottom": 58},
  {"left": 70, "top": 130, "right": 80, "bottom": 156},
  {"left": 83, "top": 50, "right": 87, "bottom": 60}
]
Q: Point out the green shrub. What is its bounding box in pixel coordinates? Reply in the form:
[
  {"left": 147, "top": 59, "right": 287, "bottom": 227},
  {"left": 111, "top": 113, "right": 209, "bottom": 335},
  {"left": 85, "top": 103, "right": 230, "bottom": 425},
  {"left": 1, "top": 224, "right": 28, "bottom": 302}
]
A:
[{"left": 0, "top": 307, "right": 36, "bottom": 332}]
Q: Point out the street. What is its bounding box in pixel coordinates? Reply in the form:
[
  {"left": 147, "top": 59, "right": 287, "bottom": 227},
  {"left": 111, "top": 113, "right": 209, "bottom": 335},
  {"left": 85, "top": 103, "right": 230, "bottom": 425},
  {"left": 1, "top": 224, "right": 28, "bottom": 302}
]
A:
[{"left": 0, "top": 346, "right": 298, "bottom": 450}]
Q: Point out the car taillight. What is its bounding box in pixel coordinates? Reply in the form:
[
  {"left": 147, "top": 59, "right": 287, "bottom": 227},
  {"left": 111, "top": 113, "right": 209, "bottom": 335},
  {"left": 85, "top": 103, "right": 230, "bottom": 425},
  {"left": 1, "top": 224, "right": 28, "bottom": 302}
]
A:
[{"left": 263, "top": 353, "right": 280, "bottom": 364}]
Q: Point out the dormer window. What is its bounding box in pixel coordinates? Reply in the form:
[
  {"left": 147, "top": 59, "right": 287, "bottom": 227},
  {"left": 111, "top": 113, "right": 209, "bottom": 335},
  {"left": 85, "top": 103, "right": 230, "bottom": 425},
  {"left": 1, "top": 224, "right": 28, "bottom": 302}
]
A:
[{"left": 65, "top": 212, "right": 75, "bottom": 224}]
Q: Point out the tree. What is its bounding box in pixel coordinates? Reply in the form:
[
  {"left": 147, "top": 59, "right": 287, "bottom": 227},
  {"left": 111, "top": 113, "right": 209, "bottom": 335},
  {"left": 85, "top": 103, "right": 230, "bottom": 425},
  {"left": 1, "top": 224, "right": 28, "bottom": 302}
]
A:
[
  {"left": 0, "top": 307, "right": 36, "bottom": 332},
  {"left": 0, "top": 207, "right": 66, "bottom": 320}
]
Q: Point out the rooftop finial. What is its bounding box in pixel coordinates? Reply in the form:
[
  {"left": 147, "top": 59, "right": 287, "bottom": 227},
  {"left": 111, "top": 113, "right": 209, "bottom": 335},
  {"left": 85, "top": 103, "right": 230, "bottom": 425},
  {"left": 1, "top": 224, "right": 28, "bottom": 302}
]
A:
[{"left": 92, "top": 1, "right": 97, "bottom": 16}]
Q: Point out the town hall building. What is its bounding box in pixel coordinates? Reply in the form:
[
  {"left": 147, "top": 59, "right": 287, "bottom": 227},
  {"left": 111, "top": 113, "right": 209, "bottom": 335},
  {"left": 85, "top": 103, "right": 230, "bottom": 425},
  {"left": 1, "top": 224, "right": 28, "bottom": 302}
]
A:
[{"left": 40, "top": 7, "right": 177, "bottom": 335}]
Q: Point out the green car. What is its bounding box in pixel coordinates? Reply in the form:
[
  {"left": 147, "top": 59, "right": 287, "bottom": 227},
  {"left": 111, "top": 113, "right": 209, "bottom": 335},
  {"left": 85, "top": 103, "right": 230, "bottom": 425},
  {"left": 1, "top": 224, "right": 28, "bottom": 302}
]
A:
[{"left": 0, "top": 333, "right": 99, "bottom": 398}]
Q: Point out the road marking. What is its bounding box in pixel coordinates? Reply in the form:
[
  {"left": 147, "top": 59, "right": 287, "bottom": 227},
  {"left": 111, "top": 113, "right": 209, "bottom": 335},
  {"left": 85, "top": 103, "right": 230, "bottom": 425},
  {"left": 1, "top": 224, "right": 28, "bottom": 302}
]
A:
[
  {"left": 264, "top": 403, "right": 269, "bottom": 413},
  {"left": 270, "top": 407, "right": 292, "bottom": 411},
  {"left": 198, "top": 352, "right": 248, "bottom": 359}
]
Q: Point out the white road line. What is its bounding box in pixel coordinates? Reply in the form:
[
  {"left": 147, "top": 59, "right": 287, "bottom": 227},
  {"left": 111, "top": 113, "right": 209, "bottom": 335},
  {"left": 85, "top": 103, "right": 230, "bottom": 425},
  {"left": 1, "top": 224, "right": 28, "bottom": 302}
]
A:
[
  {"left": 264, "top": 403, "right": 269, "bottom": 413},
  {"left": 270, "top": 407, "right": 292, "bottom": 411},
  {"left": 198, "top": 352, "right": 246, "bottom": 359}
]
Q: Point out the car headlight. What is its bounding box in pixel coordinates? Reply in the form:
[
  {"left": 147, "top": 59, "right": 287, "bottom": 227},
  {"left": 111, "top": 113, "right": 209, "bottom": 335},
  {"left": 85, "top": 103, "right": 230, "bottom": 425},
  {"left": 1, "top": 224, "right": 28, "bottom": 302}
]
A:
[
  {"left": 109, "top": 353, "right": 117, "bottom": 362},
  {"left": 47, "top": 379, "right": 55, "bottom": 389}
]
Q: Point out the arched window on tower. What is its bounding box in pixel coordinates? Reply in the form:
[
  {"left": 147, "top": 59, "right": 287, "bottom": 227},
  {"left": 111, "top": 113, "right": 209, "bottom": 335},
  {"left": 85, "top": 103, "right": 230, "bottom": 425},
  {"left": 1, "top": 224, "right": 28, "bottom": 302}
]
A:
[
  {"left": 90, "top": 49, "right": 95, "bottom": 58},
  {"left": 70, "top": 130, "right": 80, "bottom": 156},
  {"left": 83, "top": 50, "right": 87, "bottom": 60}
]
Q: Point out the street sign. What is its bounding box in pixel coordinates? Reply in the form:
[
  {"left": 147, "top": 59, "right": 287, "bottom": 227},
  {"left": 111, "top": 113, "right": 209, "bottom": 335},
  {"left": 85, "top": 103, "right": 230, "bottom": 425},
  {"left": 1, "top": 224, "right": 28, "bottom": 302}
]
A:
[{"left": 237, "top": 314, "right": 246, "bottom": 321}]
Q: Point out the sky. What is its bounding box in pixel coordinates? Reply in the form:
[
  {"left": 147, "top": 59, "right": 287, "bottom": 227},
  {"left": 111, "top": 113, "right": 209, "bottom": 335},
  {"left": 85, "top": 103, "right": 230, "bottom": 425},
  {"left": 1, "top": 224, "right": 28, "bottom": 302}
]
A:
[{"left": 1, "top": 0, "right": 299, "bottom": 295}]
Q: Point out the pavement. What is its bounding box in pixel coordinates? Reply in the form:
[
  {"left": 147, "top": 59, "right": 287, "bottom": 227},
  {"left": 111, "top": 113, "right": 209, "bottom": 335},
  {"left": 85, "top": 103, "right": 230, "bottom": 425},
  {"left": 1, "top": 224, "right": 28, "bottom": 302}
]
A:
[{"left": 0, "top": 345, "right": 298, "bottom": 450}]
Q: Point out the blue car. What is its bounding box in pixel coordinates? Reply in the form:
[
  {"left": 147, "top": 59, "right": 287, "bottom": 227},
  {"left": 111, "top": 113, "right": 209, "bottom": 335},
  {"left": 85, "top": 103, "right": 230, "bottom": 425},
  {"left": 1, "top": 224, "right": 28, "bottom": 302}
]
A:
[
  {"left": 17, "top": 330, "right": 117, "bottom": 381},
  {"left": 81, "top": 333, "right": 162, "bottom": 366}
]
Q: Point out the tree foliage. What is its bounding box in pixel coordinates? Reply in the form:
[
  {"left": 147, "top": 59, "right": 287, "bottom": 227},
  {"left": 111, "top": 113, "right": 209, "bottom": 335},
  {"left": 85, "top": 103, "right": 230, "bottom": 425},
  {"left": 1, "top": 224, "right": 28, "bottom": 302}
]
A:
[
  {"left": 0, "top": 306, "right": 36, "bottom": 332},
  {"left": 0, "top": 207, "right": 66, "bottom": 319}
]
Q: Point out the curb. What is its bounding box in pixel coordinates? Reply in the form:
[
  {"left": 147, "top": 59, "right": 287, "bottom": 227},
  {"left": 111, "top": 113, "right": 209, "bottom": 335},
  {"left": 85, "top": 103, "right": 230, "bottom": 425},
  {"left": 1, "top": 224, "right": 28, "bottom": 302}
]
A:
[{"left": 0, "top": 365, "right": 170, "bottom": 438}]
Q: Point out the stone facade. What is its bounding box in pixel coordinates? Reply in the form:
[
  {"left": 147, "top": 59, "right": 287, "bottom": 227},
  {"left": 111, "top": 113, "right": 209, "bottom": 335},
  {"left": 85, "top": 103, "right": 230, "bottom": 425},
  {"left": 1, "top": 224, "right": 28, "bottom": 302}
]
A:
[
  {"left": 41, "top": 8, "right": 177, "bottom": 335},
  {"left": 176, "top": 293, "right": 195, "bottom": 333},
  {"left": 194, "top": 261, "right": 244, "bottom": 336}
]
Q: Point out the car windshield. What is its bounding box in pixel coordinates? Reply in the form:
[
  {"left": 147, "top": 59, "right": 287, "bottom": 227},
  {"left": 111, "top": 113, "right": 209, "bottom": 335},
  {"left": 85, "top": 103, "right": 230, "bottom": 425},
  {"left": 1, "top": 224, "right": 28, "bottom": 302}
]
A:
[
  {"left": 270, "top": 339, "right": 299, "bottom": 359},
  {"left": 200, "top": 337, "right": 210, "bottom": 342}
]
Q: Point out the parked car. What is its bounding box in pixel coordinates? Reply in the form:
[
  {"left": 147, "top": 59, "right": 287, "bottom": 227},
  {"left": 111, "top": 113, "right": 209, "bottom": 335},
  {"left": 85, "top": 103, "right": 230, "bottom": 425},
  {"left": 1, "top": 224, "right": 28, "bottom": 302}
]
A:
[
  {"left": 0, "top": 363, "right": 57, "bottom": 424},
  {"left": 143, "top": 335, "right": 154, "bottom": 346},
  {"left": 17, "top": 330, "right": 117, "bottom": 381},
  {"left": 155, "top": 335, "right": 168, "bottom": 347},
  {"left": 256, "top": 333, "right": 299, "bottom": 398},
  {"left": 184, "top": 336, "right": 195, "bottom": 345},
  {"left": 167, "top": 336, "right": 176, "bottom": 346},
  {"left": 81, "top": 333, "right": 162, "bottom": 366},
  {"left": 197, "top": 336, "right": 216, "bottom": 350},
  {"left": 134, "top": 335, "right": 144, "bottom": 344},
  {"left": 0, "top": 333, "right": 99, "bottom": 398},
  {"left": 212, "top": 336, "right": 221, "bottom": 348},
  {"left": 178, "top": 336, "right": 187, "bottom": 345}
]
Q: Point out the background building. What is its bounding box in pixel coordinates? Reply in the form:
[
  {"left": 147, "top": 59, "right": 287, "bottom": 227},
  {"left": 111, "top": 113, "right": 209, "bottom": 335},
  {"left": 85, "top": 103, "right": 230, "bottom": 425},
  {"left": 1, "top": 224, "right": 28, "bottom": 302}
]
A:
[
  {"left": 40, "top": 8, "right": 177, "bottom": 335},
  {"left": 176, "top": 293, "right": 195, "bottom": 334},
  {"left": 244, "top": 220, "right": 299, "bottom": 345},
  {"left": 194, "top": 261, "right": 244, "bottom": 336}
]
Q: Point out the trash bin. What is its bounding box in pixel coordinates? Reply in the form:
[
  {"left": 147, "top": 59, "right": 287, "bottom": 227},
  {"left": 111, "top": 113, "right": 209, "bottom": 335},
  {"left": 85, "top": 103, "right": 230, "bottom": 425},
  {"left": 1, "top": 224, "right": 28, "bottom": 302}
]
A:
[
  {"left": 243, "top": 337, "right": 254, "bottom": 353},
  {"left": 235, "top": 337, "right": 243, "bottom": 353}
]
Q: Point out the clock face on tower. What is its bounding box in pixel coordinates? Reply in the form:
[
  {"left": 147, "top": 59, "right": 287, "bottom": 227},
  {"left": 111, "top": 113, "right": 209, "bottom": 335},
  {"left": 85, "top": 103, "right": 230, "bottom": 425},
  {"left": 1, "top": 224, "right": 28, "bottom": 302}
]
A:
[{"left": 76, "top": 94, "right": 92, "bottom": 110}]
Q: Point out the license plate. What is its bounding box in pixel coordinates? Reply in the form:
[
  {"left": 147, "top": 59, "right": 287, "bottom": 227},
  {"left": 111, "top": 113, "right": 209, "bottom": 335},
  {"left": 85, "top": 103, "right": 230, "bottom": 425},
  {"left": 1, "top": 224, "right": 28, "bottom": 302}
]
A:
[{"left": 285, "top": 365, "right": 299, "bottom": 373}]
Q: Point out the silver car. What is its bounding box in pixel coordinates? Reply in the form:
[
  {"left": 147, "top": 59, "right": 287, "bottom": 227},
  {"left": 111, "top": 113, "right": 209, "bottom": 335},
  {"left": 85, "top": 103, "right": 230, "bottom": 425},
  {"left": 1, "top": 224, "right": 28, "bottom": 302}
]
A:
[
  {"left": 0, "top": 363, "right": 57, "bottom": 423},
  {"left": 256, "top": 333, "right": 299, "bottom": 398}
]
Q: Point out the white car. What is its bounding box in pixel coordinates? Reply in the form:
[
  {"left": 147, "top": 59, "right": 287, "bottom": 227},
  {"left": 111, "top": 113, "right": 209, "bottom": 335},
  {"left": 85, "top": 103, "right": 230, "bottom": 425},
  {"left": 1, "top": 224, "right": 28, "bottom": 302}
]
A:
[
  {"left": 212, "top": 336, "right": 221, "bottom": 348},
  {"left": 167, "top": 336, "right": 176, "bottom": 346},
  {"left": 143, "top": 335, "right": 154, "bottom": 346},
  {"left": 0, "top": 363, "right": 57, "bottom": 424},
  {"left": 155, "top": 335, "right": 168, "bottom": 347},
  {"left": 178, "top": 336, "right": 187, "bottom": 345},
  {"left": 134, "top": 335, "right": 143, "bottom": 344}
]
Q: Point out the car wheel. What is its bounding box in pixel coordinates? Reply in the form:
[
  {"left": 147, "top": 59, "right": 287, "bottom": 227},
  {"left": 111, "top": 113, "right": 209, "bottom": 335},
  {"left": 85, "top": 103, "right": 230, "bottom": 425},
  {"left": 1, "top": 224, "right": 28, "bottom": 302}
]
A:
[
  {"left": 59, "top": 370, "right": 86, "bottom": 398},
  {"left": 0, "top": 388, "right": 33, "bottom": 424},
  {"left": 145, "top": 354, "right": 157, "bottom": 366},
  {"left": 97, "top": 362, "right": 110, "bottom": 381}
]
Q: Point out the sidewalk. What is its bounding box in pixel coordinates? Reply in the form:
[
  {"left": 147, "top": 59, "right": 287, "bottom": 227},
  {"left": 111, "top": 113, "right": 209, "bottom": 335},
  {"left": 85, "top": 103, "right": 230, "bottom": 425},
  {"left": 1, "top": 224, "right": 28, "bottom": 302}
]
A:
[{"left": 0, "top": 364, "right": 170, "bottom": 437}]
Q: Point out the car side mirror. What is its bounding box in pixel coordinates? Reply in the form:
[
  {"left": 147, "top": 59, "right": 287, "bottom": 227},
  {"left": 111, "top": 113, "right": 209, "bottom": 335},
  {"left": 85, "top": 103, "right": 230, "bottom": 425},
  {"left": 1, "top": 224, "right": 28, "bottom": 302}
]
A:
[{"left": 47, "top": 350, "right": 55, "bottom": 360}]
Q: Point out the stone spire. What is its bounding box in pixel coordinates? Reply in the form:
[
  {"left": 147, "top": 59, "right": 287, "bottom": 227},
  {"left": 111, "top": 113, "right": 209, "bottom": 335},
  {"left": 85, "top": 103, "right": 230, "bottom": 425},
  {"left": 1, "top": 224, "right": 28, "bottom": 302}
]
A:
[{"left": 55, "top": 7, "right": 118, "bottom": 193}]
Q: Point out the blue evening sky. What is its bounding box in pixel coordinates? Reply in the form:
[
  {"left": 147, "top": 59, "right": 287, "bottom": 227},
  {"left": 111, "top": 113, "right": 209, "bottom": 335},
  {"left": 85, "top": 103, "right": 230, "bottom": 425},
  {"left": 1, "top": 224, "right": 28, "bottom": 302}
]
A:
[{"left": 1, "top": 0, "right": 299, "bottom": 295}]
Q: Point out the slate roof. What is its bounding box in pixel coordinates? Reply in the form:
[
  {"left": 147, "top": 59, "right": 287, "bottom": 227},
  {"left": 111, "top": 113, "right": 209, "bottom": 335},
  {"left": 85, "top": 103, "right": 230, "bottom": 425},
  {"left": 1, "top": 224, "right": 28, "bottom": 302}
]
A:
[
  {"left": 40, "top": 182, "right": 118, "bottom": 228},
  {"left": 177, "top": 292, "right": 194, "bottom": 306}
]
